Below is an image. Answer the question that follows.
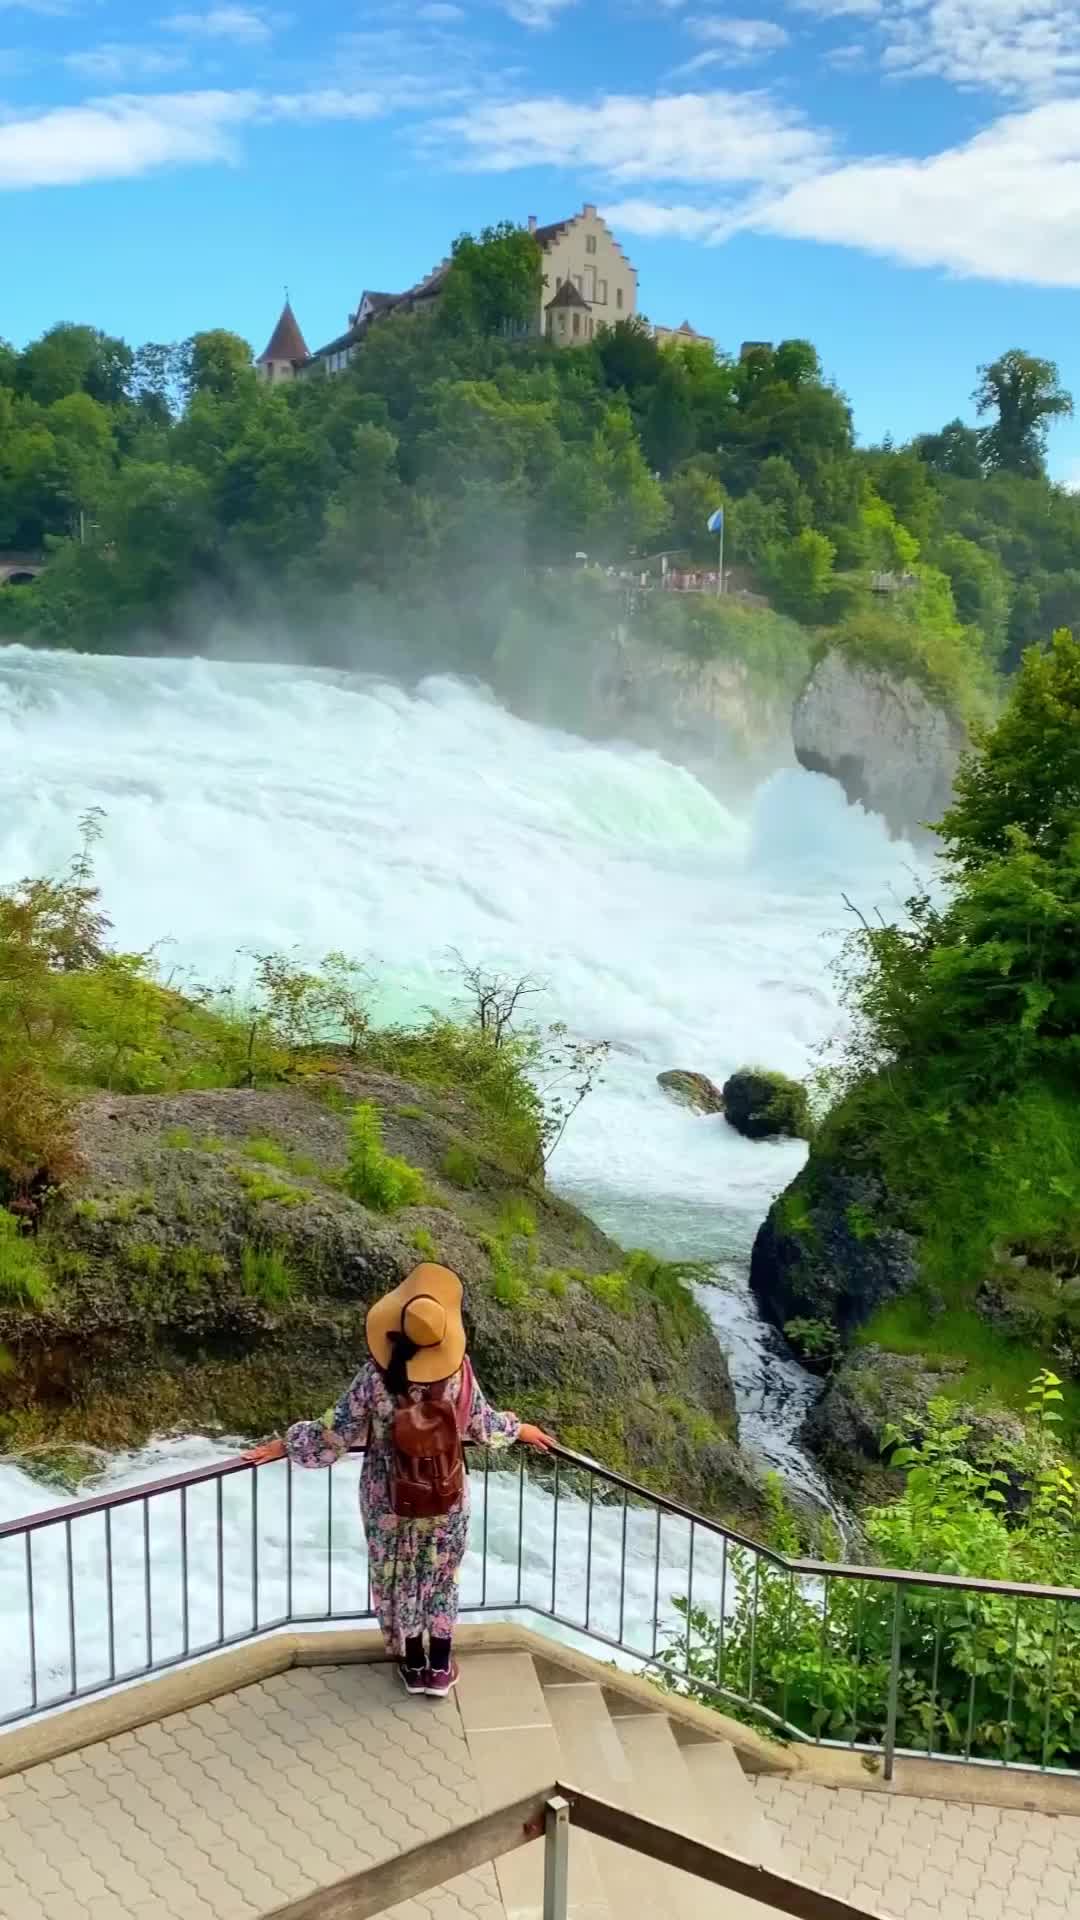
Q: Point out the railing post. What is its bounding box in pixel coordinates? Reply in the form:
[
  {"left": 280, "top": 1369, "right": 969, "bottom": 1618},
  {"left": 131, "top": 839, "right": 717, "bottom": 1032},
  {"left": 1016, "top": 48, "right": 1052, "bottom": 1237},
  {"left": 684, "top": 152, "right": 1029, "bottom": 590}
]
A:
[
  {"left": 883, "top": 1585, "right": 904, "bottom": 1782},
  {"left": 543, "top": 1795, "right": 570, "bottom": 1920}
]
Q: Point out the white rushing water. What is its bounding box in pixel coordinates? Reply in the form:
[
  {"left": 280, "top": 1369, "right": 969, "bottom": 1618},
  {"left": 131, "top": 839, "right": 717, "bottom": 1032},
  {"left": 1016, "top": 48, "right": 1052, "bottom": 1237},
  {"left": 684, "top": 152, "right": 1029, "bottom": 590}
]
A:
[{"left": 0, "top": 647, "right": 921, "bottom": 1709}]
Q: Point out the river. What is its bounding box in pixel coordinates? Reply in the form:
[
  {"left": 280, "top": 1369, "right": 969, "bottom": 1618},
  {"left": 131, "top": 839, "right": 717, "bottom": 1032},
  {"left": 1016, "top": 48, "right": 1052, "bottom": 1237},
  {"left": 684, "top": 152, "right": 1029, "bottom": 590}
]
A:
[{"left": 0, "top": 649, "right": 920, "bottom": 1617}]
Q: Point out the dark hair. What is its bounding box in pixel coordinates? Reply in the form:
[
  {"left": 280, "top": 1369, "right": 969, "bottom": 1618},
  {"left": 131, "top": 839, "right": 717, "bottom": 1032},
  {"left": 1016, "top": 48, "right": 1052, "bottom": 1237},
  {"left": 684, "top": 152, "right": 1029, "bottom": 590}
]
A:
[{"left": 382, "top": 1327, "right": 419, "bottom": 1397}]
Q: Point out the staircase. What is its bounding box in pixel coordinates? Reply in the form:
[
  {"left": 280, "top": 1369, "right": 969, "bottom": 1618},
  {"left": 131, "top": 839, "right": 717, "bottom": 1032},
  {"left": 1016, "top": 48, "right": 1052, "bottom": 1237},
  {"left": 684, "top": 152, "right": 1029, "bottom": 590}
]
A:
[{"left": 455, "top": 1649, "right": 779, "bottom": 1920}]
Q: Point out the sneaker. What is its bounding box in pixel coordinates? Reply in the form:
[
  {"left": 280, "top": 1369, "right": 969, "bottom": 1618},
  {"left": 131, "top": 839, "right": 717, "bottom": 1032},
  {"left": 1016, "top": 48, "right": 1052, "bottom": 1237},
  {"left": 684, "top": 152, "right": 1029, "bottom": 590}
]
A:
[
  {"left": 398, "top": 1664, "right": 428, "bottom": 1696},
  {"left": 425, "top": 1661, "right": 459, "bottom": 1699}
]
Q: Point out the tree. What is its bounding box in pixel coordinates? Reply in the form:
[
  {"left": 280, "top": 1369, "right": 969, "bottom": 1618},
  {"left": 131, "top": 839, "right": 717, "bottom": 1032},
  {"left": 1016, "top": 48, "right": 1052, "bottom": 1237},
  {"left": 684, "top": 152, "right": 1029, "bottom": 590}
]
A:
[
  {"left": 16, "top": 324, "right": 132, "bottom": 408},
  {"left": 940, "top": 628, "right": 1080, "bottom": 874},
  {"left": 975, "top": 350, "right": 1073, "bottom": 478},
  {"left": 937, "top": 532, "right": 1010, "bottom": 659},
  {"left": 764, "top": 526, "right": 836, "bottom": 621},
  {"left": 912, "top": 417, "right": 984, "bottom": 479},
  {"left": 440, "top": 223, "right": 543, "bottom": 337},
  {"left": 642, "top": 361, "right": 695, "bottom": 475},
  {"left": 183, "top": 330, "right": 255, "bottom": 404}
]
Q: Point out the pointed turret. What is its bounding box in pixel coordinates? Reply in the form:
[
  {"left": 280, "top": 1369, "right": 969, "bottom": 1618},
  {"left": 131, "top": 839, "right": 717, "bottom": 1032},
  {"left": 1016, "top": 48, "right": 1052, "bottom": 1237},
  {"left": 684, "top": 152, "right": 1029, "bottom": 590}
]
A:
[{"left": 256, "top": 299, "right": 309, "bottom": 381}]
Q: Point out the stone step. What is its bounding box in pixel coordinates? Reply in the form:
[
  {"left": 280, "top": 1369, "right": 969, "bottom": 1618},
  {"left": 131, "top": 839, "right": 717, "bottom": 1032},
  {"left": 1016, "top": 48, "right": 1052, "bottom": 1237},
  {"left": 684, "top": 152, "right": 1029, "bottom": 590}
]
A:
[
  {"left": 454, "top": 1653, "right": 610, "bottom": 1920},
  {"left": 543, "top": 1681, "right": 685, "bottom": 1920},
  {"left": 679, "top": 1738, "right": 780, "bottom": 1917}
]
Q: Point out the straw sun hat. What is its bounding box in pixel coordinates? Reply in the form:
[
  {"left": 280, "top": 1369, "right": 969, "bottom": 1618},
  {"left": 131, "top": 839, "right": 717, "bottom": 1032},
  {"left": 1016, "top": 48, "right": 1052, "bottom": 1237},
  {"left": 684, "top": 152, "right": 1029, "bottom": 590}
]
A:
[{"left": 366, "top": 1264, "right": 467, "bottom": 1385}]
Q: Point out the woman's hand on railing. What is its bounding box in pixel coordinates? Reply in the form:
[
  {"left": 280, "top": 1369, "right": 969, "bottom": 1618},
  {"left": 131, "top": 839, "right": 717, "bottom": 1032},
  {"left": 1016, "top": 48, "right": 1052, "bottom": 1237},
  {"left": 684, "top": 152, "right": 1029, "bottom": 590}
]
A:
[
  {"left": 519, "top": 1424, "right": 556, "bottom": 1452},
  {"left": 243, "top": 1437, "right": 288, "bottom": 1466}
]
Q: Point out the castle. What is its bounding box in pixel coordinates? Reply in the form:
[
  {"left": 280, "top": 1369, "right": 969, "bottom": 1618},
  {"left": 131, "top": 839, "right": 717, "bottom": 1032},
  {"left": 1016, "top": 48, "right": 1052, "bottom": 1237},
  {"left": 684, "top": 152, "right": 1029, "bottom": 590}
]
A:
[{"left": 255, "top": 205, "right": 711, "bottom": 381}]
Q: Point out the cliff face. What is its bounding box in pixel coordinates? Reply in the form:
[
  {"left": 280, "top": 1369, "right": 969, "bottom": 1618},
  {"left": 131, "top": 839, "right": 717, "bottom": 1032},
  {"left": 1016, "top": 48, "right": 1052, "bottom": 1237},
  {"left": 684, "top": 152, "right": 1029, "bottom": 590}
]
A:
[{"left": 793, "top": 651, "right": 967, "bottom": 841}]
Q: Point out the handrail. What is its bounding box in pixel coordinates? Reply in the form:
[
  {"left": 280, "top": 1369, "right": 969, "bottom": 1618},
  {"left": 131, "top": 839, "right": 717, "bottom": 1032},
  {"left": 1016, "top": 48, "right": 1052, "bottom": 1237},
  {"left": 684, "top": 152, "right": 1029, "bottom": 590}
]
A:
[
  {"left": 258, "top": 1783, "right": 886, "bottom": 1920},
  {"left": 5, "top": 1438, "right": 1080, "bottom": 1604}
]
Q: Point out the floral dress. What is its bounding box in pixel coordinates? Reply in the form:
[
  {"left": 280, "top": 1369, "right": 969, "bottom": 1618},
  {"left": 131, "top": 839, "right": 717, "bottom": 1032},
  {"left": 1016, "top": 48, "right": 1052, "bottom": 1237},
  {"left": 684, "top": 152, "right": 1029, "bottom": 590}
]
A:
[{"left": 286, "top": 1360, "right": 520, "bottom": 1656}]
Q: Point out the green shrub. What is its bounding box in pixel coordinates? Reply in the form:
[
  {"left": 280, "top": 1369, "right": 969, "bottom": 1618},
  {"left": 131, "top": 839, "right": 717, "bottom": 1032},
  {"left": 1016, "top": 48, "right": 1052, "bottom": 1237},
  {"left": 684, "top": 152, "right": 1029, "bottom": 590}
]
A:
[
  {"left": 163, "top": 1126, "right": 195, "bottom": 1150},
  {"left": 489, "top": 1240, "right": 529, "bottom": 1308},
  {"left": 586, "top": 1270, "right": 630, "bottom": 1311},
  {"left": 783, "top": 1317, "right": 839, "bottom": 1366},
  {"left": 411, "top": 1229, "right": 438, "bottom": 1260},
  {"left": 659, "top": 1380, "right": 1080, "bottom": 1767},
  {"left": 240, "top": 1243, "right": 296, "bottom": 1305},
  {"left": 344, "top": 1103, "right": 425, "bottom": 1214},
  {"left": 440, "top": 1143, "right": 481, "bottom": 1189},
  {"left": 0, "top": 1210, "right": 49, "bottom": 1307}
]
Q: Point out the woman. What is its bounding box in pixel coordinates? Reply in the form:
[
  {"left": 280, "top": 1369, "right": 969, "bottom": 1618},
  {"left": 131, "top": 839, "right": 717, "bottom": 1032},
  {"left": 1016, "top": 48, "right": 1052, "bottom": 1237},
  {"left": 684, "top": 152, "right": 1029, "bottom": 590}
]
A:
[{"left": 245, "top": 1263, "right": 554, "bottom": 1698}]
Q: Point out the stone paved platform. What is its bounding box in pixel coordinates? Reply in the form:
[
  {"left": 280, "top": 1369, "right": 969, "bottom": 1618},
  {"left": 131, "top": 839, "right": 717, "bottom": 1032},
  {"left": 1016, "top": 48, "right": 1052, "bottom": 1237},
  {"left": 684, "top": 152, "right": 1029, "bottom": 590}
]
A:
[
  {"left": 754, "top": 1774, "right": 1080, "bottom": 1918},
  {"left": 0, "top": 1663, "right": 504, "bottom": 1920}
]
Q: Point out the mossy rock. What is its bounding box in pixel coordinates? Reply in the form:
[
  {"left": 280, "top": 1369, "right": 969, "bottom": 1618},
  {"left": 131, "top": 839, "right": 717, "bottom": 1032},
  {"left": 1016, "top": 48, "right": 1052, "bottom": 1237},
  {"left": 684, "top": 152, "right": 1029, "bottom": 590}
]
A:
[
  {"left": 750, "top": 1165, "right": 917, "bottom": 1335},
  {"left": 722, "top": 1068, "right": 810, "bottom": 1142},
  {"left": 5, "top": 1077, "right": 765, "bottom": 1529},
  {"left": 656, "top": 1070, "right": 724, "bottom": 1116}
]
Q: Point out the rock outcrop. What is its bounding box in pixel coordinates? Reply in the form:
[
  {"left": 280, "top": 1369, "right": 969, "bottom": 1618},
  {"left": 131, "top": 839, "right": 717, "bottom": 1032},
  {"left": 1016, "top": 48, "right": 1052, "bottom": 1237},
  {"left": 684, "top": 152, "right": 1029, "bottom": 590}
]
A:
[
  {"left": 750, "top": 1164, "right": 917, "bottom": 1334},
  {"left": 722, "top": 1069, "right": 809, "bottom": 1142},
  {"left": 657, "top": 1070, "right": 725, "bottom": 1115},
  {"left": 11, "top": 1072, "right": 765, "bottom": 1524},
  {"left": 793, "top": 650, "right": 966, "bottom": 841}
]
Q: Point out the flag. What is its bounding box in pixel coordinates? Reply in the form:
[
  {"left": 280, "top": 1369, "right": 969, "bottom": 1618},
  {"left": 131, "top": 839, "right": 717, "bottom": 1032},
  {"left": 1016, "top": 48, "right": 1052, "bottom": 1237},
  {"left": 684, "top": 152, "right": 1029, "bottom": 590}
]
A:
[{"left": 706, "top": 507, "right": 724, "bottom": 534}]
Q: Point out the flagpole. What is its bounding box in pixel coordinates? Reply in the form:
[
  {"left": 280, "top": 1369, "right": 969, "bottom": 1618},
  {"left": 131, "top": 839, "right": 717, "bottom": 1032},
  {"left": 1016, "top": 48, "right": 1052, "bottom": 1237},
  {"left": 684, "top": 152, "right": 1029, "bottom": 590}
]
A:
[{"left": 718, "top": 512, "right": 724, "bottom": 595}]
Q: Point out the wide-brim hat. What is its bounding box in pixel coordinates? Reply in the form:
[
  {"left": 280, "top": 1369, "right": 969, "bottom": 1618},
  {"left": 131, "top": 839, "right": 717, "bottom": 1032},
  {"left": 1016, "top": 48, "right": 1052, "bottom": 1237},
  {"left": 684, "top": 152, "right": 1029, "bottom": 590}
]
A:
[{"left": 366, "top": 1264, "right": 467, "bottom": 1385}]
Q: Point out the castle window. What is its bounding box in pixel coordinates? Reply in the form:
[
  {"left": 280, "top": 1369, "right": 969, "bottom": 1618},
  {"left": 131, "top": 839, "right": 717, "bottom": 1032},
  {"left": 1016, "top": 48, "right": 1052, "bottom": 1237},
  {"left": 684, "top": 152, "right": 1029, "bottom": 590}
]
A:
[
  {"left": 597, "top": 278, "right": 607, "bottom": 304},
  {"left": 616, "top": 287, "right": 624, "bottom": 310},
  {"left": 586, "top": 234, "right": 597, "bottom": 254},
  {"left": 573, "top": 312, "right": 581, "bottom": 337}
]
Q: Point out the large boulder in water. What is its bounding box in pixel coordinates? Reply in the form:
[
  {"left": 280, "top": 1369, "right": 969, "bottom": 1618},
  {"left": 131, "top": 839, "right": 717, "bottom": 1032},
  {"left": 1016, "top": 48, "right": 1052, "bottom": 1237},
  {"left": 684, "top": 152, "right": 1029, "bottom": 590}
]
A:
[
  {"left": 657, "top": 1069, "right": 725, "bottom": 1115},
  {"left": 722, "top": 1068, "right": 809, "bottom": 1141},
  {"left": 793, "top": 650, "right": 966, "bottom": 841}
]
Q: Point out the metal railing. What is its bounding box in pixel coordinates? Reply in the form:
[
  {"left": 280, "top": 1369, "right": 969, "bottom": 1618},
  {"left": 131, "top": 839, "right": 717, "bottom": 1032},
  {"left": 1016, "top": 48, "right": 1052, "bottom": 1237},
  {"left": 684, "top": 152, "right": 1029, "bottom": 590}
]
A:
[
  {"left": 258, "top": 1783, "right": 884, "bottom": 1920},
  {"left": 1, "top": 1440, "right": 1079, "bottom": 1783}
]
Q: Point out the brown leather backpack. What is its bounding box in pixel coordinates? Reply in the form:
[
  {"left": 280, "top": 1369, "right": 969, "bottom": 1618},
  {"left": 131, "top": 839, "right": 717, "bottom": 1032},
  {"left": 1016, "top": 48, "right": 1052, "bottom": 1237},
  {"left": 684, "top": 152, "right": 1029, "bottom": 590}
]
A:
[{"left": 390, "top": 1362, "right": 473, "bottom": 1520}]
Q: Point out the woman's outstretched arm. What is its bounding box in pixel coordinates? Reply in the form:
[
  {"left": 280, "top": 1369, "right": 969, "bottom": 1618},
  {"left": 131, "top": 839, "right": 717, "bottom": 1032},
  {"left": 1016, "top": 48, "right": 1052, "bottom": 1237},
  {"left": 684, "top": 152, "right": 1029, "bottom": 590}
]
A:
[
  {"left": 465, "top": 1375, "right": 555, "bottom": 1452},
  {"left": 244, "top": 1362, "right": 376, "bottom": 1468}
]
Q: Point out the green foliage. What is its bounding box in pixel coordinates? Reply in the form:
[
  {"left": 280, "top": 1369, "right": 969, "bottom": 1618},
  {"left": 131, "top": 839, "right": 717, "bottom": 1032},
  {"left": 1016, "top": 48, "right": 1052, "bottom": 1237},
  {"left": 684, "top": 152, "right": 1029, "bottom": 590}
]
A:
[
  {"left": 974, "top": 350, "right": 1073, "bottom": 478},
  {"left": 442, "top": 223, "right": 543, "bottom": 337},
  {"left": 343, "top": 1103, "right": 425, "bottom": 1214},
  {"left": 585, "top": 1269, "right": 631, "bottom": 1311},
  {"left": 660, "top": 1387, "right": 1080, "bottom": 1766},
  {"left": 240, "top": 1243, "right": 296, "bottom": 1306},
  {"left": 783, "top": 1317, "right": 840, "bottom": 1365},
  {"left": 0, "top": 1210, "right": 50, "bottom": 1307},
  {"left": 163, "top": 1127, "right": 195, "bottom": 1150},
  {"left": 232, "top": 1167, "right": 308, "bottom": 1210},
  {"left": 440, "top": 1143, "right": 481, "bottom": 1189},
  {"left": 410, "top": 1229, "right": 438, "bottom": 1260}
]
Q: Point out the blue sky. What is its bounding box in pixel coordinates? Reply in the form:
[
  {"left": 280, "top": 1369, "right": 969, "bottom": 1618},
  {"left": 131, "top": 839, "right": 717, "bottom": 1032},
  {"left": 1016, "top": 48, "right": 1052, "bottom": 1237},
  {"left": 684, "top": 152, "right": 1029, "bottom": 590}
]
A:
[{"left": 4, "top": 0, "right": 1080, "bottom": 479}]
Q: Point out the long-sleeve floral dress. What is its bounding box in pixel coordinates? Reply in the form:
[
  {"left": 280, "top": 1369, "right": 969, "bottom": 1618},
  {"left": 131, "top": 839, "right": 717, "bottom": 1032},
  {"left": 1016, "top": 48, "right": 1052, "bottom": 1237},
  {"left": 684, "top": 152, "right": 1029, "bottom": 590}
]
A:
[{"left": 286, "top": 1360, "right": 520, "bottom": 1656}]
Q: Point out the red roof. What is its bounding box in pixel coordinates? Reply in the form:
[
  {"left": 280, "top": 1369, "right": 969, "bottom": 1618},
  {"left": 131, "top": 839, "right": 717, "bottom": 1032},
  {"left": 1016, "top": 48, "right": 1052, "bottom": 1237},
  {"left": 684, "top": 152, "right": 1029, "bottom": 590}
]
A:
[{"left": 258, "top": 300, "right": 309, "bottom": 365}]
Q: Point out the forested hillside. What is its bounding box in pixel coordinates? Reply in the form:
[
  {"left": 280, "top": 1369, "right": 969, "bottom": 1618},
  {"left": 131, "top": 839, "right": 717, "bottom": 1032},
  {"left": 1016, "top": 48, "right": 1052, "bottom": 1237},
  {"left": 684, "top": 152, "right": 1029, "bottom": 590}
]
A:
[{"left": 1, "top": 226, "right": 1078, "bottom": 714}]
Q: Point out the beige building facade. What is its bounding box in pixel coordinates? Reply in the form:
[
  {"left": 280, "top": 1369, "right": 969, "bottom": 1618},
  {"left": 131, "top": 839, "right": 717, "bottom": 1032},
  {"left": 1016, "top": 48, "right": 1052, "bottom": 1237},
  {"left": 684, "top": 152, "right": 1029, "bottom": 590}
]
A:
[{"left": 534, "top": 203, "right": 637, "bottom": 344}]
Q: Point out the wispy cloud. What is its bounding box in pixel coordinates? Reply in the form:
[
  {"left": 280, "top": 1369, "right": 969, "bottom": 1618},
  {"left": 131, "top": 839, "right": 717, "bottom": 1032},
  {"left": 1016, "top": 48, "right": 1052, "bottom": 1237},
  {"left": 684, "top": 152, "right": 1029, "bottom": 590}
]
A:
[
  {"left": 442, "top": 89, "right": 831, "bottom": 184},
  {"left": 65, "top": 44, "right": 189, "bottom": 83},
  {"left": 0, "top": 87, "right": 388, "bottom": 191},
  {"left": 417, "top": 1, "right": 465, "bottom": 16},
  {"left": 501, "top": 0, "right": 576, "bottom": 26},
  {"left": 792, "top": 0, "right": 1080, "bottom": 99},
  {"left": 160, "top": 6, "right": 276, "bottom": 42}
]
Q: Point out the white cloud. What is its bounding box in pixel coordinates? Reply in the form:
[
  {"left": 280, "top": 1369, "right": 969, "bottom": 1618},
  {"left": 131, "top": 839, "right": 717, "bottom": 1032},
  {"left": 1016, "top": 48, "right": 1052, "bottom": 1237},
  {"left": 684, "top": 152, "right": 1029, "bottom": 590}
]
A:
[
  {"left": 600, "top": 198, "right": 724, "bottom": 238},
  {"left": 417, "top": 1, "right": 465, "bottom": 16},
  {"left": 65, "top": 44, "right": 189, "bottom": 83},
  {"left": 0, "top": 87, "right": 387, "bottom": 190},
  {"left": 160, "top": 6, "right": 274, "bottom": 42},
  {"left": 501, "top": 0, "right": 575, "bottom": 25},
  {"left": 792, "top": 0, "right": 1080, "bottom": 100},
  {"left": 751, "top": 98, "right": 1080, "bottom": 285},
  {"left": 686, "top": 15, "right": 790, "bottom": 58},
  {"left": 443, "top": 89, "right": 831, "bottom": 184}
]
